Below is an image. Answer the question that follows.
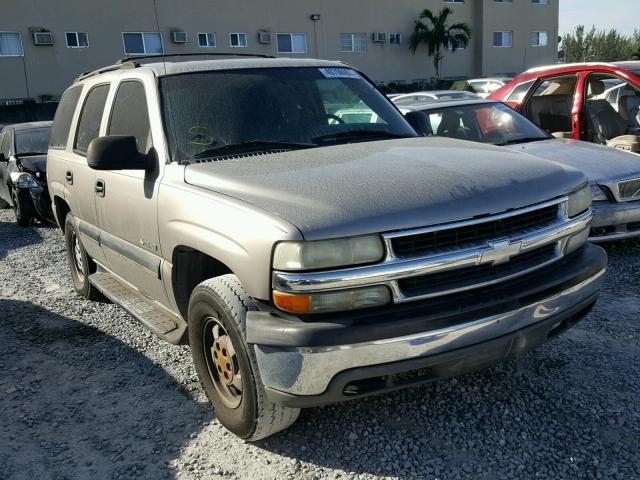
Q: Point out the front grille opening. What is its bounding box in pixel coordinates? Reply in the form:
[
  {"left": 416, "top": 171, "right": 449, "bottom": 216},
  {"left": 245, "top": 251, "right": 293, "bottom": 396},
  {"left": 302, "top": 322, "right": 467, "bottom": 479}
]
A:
[
  {"left": 618, "top": 178, "right": 640, "bottom": 200},
  {"left": 392, "top": 204, "right": 560, "bottom": 258},
  {"left": 627, "top": 222, "right": 640, "bottom": 232},
  {"left": 398, "top": 244, "right": 557, "bottom": 297},
  {"left": 590, "top": 225, "right": 616, "bottom": 237},
  {"left": 343, "top": 367, "right": 436, "bottom": 397}
]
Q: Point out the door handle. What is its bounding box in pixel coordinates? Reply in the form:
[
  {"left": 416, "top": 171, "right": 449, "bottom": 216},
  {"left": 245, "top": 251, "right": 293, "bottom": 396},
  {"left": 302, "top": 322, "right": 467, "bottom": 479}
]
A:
[
  {"left": 95, "top": 179, "right": 105, "bottom": 197},
  {"left": 65, "top": 171, "right": 73, "bottom": 185}
]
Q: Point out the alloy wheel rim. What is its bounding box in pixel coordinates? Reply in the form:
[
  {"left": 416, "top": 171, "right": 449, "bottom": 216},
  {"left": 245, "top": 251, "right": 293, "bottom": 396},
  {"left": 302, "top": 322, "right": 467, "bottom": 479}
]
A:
[
  {"left": 72, "top": 232, "right": 84, "bottom": 278},
  {"left": 203, "top": 316, "right": 242, "bottom": 409}
]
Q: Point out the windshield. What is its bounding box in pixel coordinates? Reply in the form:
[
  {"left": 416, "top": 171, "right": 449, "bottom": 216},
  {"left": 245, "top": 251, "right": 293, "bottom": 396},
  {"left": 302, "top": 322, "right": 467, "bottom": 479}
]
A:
[
  {"left": 15, "top": 127, "right": 51, "bottom": 155},
  {"left": 420, "top": 102, "right": 550, "bottom": 145},
  {"left": 160, "top": 67, "right": 416, "bottom": 162}
]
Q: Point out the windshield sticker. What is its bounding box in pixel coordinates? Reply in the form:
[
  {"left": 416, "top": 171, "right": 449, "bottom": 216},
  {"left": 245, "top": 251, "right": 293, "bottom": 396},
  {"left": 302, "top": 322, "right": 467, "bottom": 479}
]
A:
[
  {"left": 187, "top": 125, "right": 215, "bottom": 146},
  {"left": 319, "top": 68, "right": 361, "bottom": 80}
]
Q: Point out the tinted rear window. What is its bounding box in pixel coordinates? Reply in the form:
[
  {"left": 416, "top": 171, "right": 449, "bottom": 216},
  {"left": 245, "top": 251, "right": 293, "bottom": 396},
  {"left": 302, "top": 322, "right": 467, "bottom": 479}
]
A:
[
  {"left": 74, "top": 84, "right": 110, "bottom": 156},
  {"left": 50, "top": 86, "right": 82, "bottom": 149}
]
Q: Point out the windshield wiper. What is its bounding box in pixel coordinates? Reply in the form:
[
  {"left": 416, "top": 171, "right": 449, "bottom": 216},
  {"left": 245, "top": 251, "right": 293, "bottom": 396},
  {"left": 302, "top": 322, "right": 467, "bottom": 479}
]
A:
[
  {"left": 496, "top": 137, "right": 549, "bottom": 146},
  {"left": 312, "top": 130, "right": 411, "bottom": 144},
  {"left": 193, "top": 140, "right": 317, "bottom": 159}
]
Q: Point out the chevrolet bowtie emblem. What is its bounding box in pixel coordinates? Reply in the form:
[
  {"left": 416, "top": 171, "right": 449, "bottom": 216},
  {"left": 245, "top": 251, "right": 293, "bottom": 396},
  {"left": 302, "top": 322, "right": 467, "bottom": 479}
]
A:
[{"left": 480, "top": 240, "right": 523, "bottom": 266}]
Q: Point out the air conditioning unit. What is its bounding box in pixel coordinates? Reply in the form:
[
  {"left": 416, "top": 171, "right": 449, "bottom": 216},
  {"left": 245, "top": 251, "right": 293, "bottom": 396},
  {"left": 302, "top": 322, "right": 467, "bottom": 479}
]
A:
[
  {"left": 258, "top": 31, "right": 272, "bottom": 44},
  {"left": 32, "top": 32, "right": 53, "bottom": 46},
  {"left": 172, "top": 31, "right": 188, "bottom": 43},
  {"left": 372, "top": 32, "right": 386, "bottom": 43}
]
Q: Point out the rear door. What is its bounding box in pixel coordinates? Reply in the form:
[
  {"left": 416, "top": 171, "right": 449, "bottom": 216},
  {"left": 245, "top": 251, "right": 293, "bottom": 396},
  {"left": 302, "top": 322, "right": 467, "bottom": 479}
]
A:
[
  {"left": 94, "top": 78, "right": 169, "bottom": 304},
  {"left": 66, "top": 83, "right": 110, "bottom": 264}
]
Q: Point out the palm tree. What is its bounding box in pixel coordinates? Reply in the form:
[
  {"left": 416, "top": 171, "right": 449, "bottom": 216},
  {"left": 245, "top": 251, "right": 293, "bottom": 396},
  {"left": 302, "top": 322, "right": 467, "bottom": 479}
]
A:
[{"left": 409, "top": 7, "right": 471, "bottom": 80}]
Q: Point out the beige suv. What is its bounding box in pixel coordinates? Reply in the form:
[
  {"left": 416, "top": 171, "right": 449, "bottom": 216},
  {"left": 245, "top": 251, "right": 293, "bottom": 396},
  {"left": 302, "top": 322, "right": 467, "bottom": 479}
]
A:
[{"left": 48, "top": 56, "right": 606, "bottom": 440}]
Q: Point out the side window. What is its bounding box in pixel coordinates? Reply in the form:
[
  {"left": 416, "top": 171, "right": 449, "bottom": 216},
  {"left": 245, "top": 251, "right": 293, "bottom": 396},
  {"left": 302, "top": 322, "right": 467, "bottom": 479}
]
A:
[
  {"left": 74, "top": 84, "right": 110, "bottom": 156},
  {"left": 506, "top": 80, "right": 535, "bottom": 103},
  {"left": 50, "top": 86, "right": 83, "bottom": 149},
  {"left": 525, "top": 75, "right": 577, "bottom": 135},
  {"left": 107, "top": 81, "right": 152, "bottom": 154}
]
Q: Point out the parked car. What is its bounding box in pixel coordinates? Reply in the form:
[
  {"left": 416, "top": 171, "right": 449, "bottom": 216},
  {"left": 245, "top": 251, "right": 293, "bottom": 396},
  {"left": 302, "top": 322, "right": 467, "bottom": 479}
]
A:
[
  {"left": 0, "top": 121, "right": 53, "bottom": 226},
  {"left": 402, "top": 98, "right": 640, "bottom": 242},
  {"left": 450, "top": 77, "right": 513, "bottom": 98},
  {"left": 489, "top": 62, "right": 640, "bottom": 153},
  {"left": 391, "top": 90, "right": 481, "bottom": 106},
  {"left": 48, "top": 56, "right": 605, "bottom": 440}
]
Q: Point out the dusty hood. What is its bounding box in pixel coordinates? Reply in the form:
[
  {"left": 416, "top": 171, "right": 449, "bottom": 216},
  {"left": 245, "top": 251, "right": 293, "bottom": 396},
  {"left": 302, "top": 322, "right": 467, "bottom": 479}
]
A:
[
  {"left": 184, "top": 137, "right": 586, "bottom": 240},
  {"left": 17, "top": 154, "right": 47, "bottom": 173},
  {"left": 505, "top": 139, "right": 640, "bottom": 184}
]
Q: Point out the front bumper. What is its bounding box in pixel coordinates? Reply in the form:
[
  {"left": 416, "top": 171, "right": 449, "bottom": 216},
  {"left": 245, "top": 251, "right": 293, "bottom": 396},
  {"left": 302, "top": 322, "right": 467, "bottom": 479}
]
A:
[
  {"left": 247, "top": 244, "right": 606, "bottom": 406},
  {"left": 590, "top": 200, "right": 640, "bottom": 242}
]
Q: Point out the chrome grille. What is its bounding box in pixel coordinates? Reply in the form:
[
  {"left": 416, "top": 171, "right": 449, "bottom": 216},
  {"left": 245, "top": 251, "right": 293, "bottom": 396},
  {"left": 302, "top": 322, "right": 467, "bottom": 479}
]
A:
[
  {"left": 390, "top": 204, "right": 561, "bottom": 258},
  {"left": 398, "top": 244, "right": 557, "bottom": 298},
  {"left": 617, "top": 178, "right": 640, "bottom": 201}
]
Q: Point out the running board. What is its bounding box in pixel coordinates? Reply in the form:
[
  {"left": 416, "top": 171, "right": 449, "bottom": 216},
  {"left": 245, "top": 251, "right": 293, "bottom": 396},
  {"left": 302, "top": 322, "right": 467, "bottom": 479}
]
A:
[{"left": 89, "top": 271, "right": 186, "bottom": 344}]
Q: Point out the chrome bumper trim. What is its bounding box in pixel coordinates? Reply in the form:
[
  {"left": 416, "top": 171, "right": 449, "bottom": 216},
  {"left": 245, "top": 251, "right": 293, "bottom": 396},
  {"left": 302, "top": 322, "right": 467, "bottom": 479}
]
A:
[
  {"left": 255, "top": 268, "right": 605, "bottom": 396},
  {"left": 273, "top": 209, "right": 592, "bottom": 303}
]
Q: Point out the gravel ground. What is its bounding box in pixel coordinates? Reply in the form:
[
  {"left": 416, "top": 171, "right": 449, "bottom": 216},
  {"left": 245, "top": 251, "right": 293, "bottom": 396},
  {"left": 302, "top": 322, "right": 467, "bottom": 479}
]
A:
[{"left": 0, "top": 208, "right": 639, "bottom": 480}]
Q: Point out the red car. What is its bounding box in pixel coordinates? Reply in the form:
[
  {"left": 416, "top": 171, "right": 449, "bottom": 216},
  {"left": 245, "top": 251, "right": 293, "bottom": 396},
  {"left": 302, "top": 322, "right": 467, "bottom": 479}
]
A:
[{"left": 489, "top": 62, "right": 640, "bottom": 153}]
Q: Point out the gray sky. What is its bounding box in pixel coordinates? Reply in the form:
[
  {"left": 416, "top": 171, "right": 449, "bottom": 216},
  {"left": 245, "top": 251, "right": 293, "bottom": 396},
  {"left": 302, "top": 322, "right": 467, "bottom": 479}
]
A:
[{"left": 560, "top": 0, "right": 639, "bottom": 36}]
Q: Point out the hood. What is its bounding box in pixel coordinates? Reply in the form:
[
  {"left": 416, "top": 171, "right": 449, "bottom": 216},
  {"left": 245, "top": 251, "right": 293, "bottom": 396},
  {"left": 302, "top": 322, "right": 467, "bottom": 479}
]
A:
[
  {"left": 17, "top": 154, "right": 47, "bottom": 173},
  {"left": 184, "top": 137, "right": 586, "bottom": 240},
  {"left": 505, "top": 139, "right": 640, "bottom": 184}
]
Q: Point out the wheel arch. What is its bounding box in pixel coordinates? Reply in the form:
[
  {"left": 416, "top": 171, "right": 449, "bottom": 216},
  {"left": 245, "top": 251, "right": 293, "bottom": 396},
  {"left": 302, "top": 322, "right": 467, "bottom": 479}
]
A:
[
  {"left": 53, "top": 196, "right": 71, "bottom": 232},
  {"left": 171, "top": 245, "right": 235, "bottom": 320}
]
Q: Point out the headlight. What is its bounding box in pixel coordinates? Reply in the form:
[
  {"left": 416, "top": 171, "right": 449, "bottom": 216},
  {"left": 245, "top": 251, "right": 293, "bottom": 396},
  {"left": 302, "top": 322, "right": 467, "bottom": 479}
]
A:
[
  {"left": 590, "top": 185, "right": 609, "bottom": 202},
  {"left": 273, "top": 235, "right": 385, "bottom": 271},
  {"left": 567, "top": 186, "right": 592, "bottom": 218},
  {"left": 273, "top": 286, "right": 391, "bottom": 314},
  {"left": 10, "top": 172, "right": 39, "bottom": 189}
]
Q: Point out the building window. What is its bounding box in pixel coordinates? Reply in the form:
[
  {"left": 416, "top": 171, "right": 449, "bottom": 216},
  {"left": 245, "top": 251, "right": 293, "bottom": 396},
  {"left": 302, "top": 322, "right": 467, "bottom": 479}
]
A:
[
  {"left": 66, "top": 32, "right": 89, "bottom": 48},
  {"left": 0, "top": 32, "right": 24, "bottom": 57},
  {"left": 276, "top": 33, "right": 307, "bottom": 53},
  {"left": 531, "top": 31, "right": 548, "bottom": 47},
  {"left": 494, "top": 0, "right": 513, "bottom": 3},
  {"left": 340, "top": 33, "right": 367, "bottom": 52},
  {"left": 230, "top": 33, "right": 247, "bottom": 48},
  {"left": 493, "top": 31, "right": 513, "bottom": 48},
  {"left": 122, "top": 32, "right": 163, "bottom": 55},
  {"left": 443, "top": 0, "right": 464, "bottom": 3},
  {"left": 198, "top": 33, "right": 216, "bottom": 47},
  {"left": 531, "top": 0, "right": 549, "bottom": 4},
  {"left": 389, "top": 33, "right": 402, "bottom": 45},
  {"left": 447, "top": 39, "right": 466, "bottom": 51}
]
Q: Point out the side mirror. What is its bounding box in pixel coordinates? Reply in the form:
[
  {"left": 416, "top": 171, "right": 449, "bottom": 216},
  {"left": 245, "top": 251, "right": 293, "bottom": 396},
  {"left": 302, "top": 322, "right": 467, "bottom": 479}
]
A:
[
  {"left": 404, "top": 110, "right": 431, "bottom": 136},
  {"left": 87, "top": 136, "right": 150, "bottom": 171}
]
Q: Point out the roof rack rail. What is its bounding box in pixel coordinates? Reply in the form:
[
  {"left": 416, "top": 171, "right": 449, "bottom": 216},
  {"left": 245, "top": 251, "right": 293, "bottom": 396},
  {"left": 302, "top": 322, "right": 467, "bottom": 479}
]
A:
[
  {"left": 115, "top": 52, "right": 276, "bottom": 64},
  {"left": 75, "top": 60, "right": 139, "bottom": 82}
]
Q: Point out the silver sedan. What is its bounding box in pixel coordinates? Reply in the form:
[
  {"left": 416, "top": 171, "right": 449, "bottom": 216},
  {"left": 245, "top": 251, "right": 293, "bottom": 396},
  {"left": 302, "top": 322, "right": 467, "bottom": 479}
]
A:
[{"left": 402, "top": 99, "right": 640, "bottom": 242}]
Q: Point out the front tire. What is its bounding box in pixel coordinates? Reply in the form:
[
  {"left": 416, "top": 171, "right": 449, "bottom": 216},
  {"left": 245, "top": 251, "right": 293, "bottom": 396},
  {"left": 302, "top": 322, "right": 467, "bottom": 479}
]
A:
[
  {"left": 12, "top": 188, "right": 35, "bottom": 227},
  {"left": 64, "top": 214, "right": 100, "bottom": 300},
  {"left": 188, "top": 275, "right": 300, "bottom": 441}
]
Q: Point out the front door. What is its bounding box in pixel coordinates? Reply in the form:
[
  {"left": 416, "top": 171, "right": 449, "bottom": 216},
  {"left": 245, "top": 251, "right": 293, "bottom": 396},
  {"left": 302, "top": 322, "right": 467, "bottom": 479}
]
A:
[{"left": 94, "top": 79, "right": 169, "bottom": 304}]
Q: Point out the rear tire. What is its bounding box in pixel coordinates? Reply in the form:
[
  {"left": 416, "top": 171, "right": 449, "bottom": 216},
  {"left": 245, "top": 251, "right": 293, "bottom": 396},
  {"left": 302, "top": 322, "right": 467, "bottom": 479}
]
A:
[
  {"left": 64, "top": 214, "right": 100, "bottom": 300},
  {"left": 188, "top": 275, "right": 300, "bottom": 441},
  {"left": 12, "top": 188, "right": 35, "bottom": 227}
]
